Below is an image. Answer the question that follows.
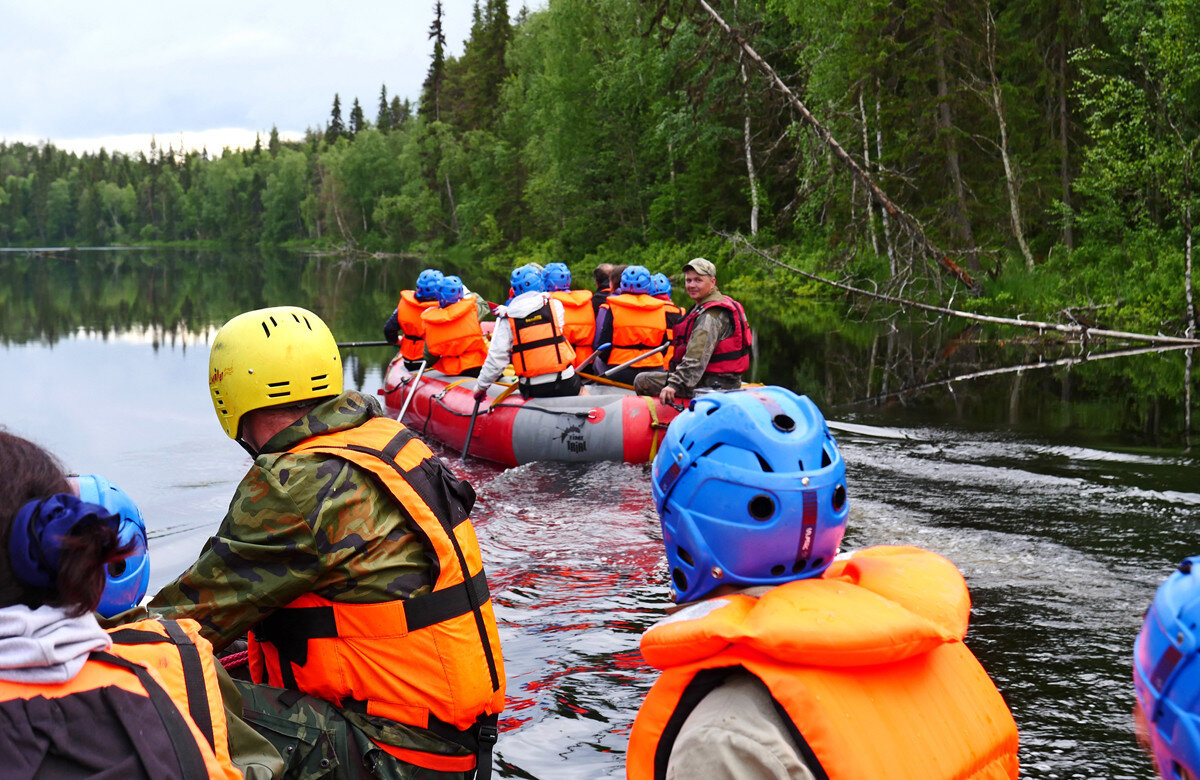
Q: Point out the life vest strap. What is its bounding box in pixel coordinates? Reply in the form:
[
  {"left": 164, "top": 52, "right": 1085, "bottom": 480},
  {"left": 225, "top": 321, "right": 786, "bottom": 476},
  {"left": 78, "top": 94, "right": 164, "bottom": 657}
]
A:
[
  {"left": 108, "top": 622, "right": 215, "bottom": 749},
  {"left": 510, "top": 334, "right": 568, "bottom": 354},
  {"left": 91, "top": 650, "right": 210, "bottom": 779}
]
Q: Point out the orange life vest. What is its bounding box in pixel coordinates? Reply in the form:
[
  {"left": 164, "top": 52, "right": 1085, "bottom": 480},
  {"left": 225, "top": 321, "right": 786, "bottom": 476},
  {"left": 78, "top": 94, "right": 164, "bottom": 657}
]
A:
[
  {"left": 0, "top": 617, "right": 239, "bottom": 779},
  {"left": 421, "top": 297, "right": 488, "bottom": 376},
  {"left": 247, "top": 417, "right": 506, "bottom": 774},
  {"left": 396, "top": 289, "right": 439, "bottom": 362},
  {"left": 550, "top": 290, "right": 596, "bottom": 368},
  {"left": 628, "top": 546, "right": 1019, "bottom": 780},
  {"left": 508, "top": 299, "right": 575, "bottom": 378},
  {"left": 604, "top": 294, "right": 668, "bottom": 369}
]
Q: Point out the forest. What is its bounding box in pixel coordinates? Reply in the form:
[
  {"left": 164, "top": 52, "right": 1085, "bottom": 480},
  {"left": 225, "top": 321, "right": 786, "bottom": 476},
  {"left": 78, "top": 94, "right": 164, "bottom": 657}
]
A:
[{"left": 1, "top": 0, "right": 1198, "bottom": 341}]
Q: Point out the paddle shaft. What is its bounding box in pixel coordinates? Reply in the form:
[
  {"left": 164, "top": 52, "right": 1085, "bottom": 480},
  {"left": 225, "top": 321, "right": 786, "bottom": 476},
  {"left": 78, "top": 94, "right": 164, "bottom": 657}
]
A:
[
  {"left": 462, "top": 397, "right": 483, "bottom": 460},
  {"left": 603, "top": 342, "right": 669, "bottom": 377},
  {"left": 396, "top": 361, "right": 427, "bottom": 420},
  {"left": 336, "top": 340, "right": 395, "bottom": 348},
  {"left": 576, "top": 342, "right": 612, "bottom": 373}
]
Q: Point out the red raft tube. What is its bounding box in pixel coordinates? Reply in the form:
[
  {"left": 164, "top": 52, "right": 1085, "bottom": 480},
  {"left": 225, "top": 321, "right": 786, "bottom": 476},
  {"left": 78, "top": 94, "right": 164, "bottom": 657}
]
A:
[{"left": 378, "top": 357, "right": 680, "bottom": 467}]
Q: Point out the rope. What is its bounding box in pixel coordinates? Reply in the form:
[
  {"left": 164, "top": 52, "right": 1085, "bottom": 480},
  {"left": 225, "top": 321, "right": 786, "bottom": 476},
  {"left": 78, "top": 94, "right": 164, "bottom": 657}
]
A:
[{"left": 220, "top": 650, "right": 249, "bottom": 671}]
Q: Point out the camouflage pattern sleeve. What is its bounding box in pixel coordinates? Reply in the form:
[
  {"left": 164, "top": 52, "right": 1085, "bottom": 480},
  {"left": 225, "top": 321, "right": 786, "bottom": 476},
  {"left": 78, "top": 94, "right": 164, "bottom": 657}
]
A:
[{"left": 667, "top": 307, "right": 734, "bottom": 391}]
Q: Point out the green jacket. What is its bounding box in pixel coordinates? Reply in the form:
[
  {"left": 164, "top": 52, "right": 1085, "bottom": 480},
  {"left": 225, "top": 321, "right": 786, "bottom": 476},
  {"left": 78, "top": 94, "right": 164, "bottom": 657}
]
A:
[{"left": 149, "top": 392, "right": 433, "bottom": 651}]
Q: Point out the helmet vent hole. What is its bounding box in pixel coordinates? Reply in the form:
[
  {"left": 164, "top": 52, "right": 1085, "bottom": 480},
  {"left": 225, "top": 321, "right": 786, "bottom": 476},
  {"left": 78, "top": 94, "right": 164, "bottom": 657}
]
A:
[
  {"left": 748, "top": 494, "right": 775, "bottom": 520},
  {"left": 772, "top": 414, "right": 795, "bottom": 432},
  {"left": 269, "top": 316, "right": 278, "bottom": 327},
  {"left": 267, "top": 381, "right": 290, "bottom": 388},
  {"left": 832, "top": 485, "right": 846, "bottom": 511},
  {"left": 701, "top": 443, "right": 722, "bottom": 458},
  {"left": 821, "top": 447, "right": 832, "bottom": 468},
  {"left": 677, "top": 546, "right": 694, "bottom": 566},
  {"left": 704, "top": 405, "right": 718, "bottom": 416},
  {"left": 771, "top": 564, "right": 785, "bottom": 576},
  {"left": 107, "top": 560, "right": 127, "bottom": 577},
  {"left": 672, "top": 568, "right": 688, "bottom": 591},
  {"left": 797, "top": 459, "right": 804, "bottom": 471},
  {"left": 755, "top": 454, "right": 773, "bottom": 472},
  {"left": 261, "top": 322, "right": 271, "bottom": 338},
  {"left": 303, "top": 316, "right": 312, "bottom": 330}
]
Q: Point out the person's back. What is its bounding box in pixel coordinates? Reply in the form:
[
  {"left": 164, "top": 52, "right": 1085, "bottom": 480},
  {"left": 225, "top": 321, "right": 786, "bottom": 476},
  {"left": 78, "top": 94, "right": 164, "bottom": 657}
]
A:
[
  {"left": 626, "top": 388, "right": 1019, "bottom": 780},
  {"left": 595, "top": 266, "right": 667, "bottom": 385},
  {"left": 543, "top": 263, "right": 596, "bottom": 369},
  {"left": 421, "top": 275, "right": 489, "bottom": 377}
]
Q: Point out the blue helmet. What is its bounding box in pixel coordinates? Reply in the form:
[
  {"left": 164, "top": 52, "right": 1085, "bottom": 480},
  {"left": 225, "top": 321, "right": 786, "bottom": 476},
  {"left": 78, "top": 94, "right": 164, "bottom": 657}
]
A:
[
  {"left": 1135, "top": 557, "right": 1200, "bottom": 780},
  {"left": 437, "top": 275, "right": 464, "bottom": 307},
  {"left": 544, "top": 263, "right": 572, "bottom": 293},
  {"left": 415, "top": 268, "right": 444, "bottom": 300},
  {"left": 651, "top": 387, "right": 849, "bottom": 603},
  {"left": 619, "top": 265, "right": 652, "bottom": 295},
  {"left": 510, "top": 265, "right": 544, "bottom": 297},
  {"left": 651, "top": 272, "right": 672, "bottom": 297},
  {"left": 74, "top": 474, "right": 149, "bottom": 618}
]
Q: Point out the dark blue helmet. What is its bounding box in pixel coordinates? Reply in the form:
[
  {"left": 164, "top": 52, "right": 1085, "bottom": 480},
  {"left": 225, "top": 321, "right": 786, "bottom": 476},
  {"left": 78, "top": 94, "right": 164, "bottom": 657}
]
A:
[
  {"left": 75, "top": 474, "right": 149, "bottom": 618},
  {"left": 651, "top": 273, "right": 671, "bottom": 297},
  {"left": 438, "top": 275, "right": 465, "bottom": 307},
  {"left": 619, "top": 265, "right": 652, "bottom": 295},
  {"left": 416, "top": 269, "right": 444, "bottom": 300},
  {"left": 1136, "top": 557, "right": 1200, "bottom": 779},
  {"left": 651, "top": 387, "right": 848, "bottom": 603},
  {"left": 510, "top": 266, "right": 544, "bottom": 297},
  {"left": 544, "top": 263, "right": 572, "bottom": 293}
]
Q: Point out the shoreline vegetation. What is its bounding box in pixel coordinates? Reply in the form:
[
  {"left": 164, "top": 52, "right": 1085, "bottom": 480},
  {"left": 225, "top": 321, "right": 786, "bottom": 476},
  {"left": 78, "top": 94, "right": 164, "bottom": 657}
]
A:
[{"left": 2, "top": 0, "right": 1197, "bottom": 437}]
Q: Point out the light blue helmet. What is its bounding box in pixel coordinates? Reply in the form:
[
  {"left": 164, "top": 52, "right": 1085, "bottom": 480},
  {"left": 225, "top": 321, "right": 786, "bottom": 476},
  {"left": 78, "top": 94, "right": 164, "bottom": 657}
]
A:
[
  {"left": 619, "top": 265, "right": 652, "bottom": 295},
  {"left": 1135, "top": 557, "right": 1200, "bottom": 780},
  {"left": 510, "top": 265, "right": 544, "bottom": 297},
  {"left": 438, "top": 275, "right": 464, "bottom": 307},
  {"left": 651, "top": 387, "right": 849, "bottom": 603},
  {"left": 651, "top": 273, "right": 672, "bottom": 297},
  {"left": 544, "top": 263, "right": 572, "bottom": 293},
  {"left": 416, "top": 268, "right": 444, "bottom": 300},
  {"left": 75, "top": 474, "right": 149, "bottom": 618}
]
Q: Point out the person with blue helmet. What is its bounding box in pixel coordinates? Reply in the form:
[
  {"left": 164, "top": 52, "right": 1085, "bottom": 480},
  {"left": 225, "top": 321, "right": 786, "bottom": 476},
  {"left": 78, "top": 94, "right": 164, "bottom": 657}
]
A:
[
  {"left": 591, "top": 265, "right": 670, "bottom": 386},
  {"left": 474, "top": 266, "right": 582, "bottom": 402},
  {"left": 420, "top": 274, "right": 490, "bottom": 377},
  {"left": 1135, "top": 558, "right": 1200, "bottom": 779},
  {"left": 72, "top": 474, "right": 149, "bottom": 619},
  {"left": 383, "top": 268, "right": 444, "bottom": 370},
  {"left": 627, "top": 387, "right": 1019, "bottom": 779},
  {"left": 543, "top": 262, "right": 572, "bottom": 293}
]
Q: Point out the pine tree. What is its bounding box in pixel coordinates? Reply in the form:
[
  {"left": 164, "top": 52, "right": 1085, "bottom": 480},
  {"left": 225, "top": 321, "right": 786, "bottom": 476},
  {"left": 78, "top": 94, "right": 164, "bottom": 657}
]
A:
[
  {"left": 390, "top": 96, "right": 408, "bottom": 128},
  {"left": 326, "top": 94, "right": 346, "bottom": 144},
  {"left": 420, "top": 1, "right": 447, "bottom": 121},
  {"left": 268, "top": 125, "right": 280, "bottom": 156},
  {"left": 376, "top": 85, "right": 393, "bottom": 132},
  {"left": 349, "top": 98, "right": 366, "bottom": 136}
]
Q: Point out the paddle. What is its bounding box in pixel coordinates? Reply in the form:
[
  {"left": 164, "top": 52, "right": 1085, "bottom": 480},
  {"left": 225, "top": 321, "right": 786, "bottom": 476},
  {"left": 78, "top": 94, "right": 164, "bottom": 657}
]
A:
[
  {"left": 576, "top": 342, "right": 612, "bottom": 374},
  {"left": 602, "top": 343, "right": 669, "bottom": 378},
  {"left": 396, "top": 360, "right": 427, "bottom": 420},
  {"left": 336, "top": 340, "right": 395, "bottom": 348},
  {"left": 462, "top": 397, "right": 483, "bottom": 461}
]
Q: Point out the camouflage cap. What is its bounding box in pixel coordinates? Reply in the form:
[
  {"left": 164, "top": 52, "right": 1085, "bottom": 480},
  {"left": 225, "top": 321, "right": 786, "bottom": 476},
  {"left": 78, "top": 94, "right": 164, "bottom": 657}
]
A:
[{"left": 682, "top": 257, "right": 717, "bottom": 278}]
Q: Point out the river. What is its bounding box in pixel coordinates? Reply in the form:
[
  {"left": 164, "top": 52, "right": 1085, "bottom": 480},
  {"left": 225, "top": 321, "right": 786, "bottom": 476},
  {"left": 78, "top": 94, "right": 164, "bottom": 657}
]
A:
[{"left": 2, "top": 247, "right": 1196, "bottom": 778}]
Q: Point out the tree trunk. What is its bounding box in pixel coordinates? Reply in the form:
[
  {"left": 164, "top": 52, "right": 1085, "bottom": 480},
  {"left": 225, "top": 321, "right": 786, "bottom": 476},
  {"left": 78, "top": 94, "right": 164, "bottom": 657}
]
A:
[
  {"left": 876, "top": 82, "right": 897, "bottom": 276},
  {"left": 1058, "top": 19, "right": 1074, "bottom": 250},
  {"left": 859, "top": 90, "right": 879, "bottom": 257},
  {"left": 740, "top": 56, "right": 760, "bottom": 236},
  {"left": 1187, "top": 202, "right": 1194, "bottom": 449},
  {"left": 934, "top": 27, "right": 979, "bottom": 273}
]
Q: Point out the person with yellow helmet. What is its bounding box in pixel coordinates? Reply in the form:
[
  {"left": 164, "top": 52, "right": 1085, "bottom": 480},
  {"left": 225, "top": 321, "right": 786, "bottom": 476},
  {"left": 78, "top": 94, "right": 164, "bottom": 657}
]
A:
[{"left": 147, "top": 306, "right": 507, "bottom": 780}]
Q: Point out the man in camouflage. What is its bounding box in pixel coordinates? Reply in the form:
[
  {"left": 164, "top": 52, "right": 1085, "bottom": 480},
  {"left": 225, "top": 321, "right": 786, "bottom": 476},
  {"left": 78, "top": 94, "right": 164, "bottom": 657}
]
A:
[
  {"left": 633, "top": 258, "right": 750, "bottom": 404},
  {"left": 150, "top": 307, "right": 504, "bottom": 780}
]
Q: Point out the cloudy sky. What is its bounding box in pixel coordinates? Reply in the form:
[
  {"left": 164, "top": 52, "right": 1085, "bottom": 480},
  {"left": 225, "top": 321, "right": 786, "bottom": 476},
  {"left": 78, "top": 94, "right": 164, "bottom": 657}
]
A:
[{"left": 1, "top": 1, "right": 507, "bottom": 154}]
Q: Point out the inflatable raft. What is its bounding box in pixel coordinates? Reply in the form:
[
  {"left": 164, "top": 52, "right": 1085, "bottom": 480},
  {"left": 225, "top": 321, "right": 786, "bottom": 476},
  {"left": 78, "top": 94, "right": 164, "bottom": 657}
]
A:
[{"left": 377, "top": 358, "right": 680, "bottom": 466}]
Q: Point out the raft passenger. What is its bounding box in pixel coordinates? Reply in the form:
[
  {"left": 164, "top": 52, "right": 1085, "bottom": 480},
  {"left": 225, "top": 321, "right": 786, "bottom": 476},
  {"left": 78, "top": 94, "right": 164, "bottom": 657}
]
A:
[
  {"left": 592, "top": 263, "right": 614, "bottom": 316},
  {"left": 627, "top": 387, "right": 1020, "bottom": 780},
  {"left": 474, "top": 266, "right": 581, "bottom": 403},
  {"left": 544, "top": 262, "right": 596, "bottom": 369},
  {"left": 382, "top": 268, "right": 443, "bottom": 371},
  {"left": 1135, "top": 557, "right": 1200, "bottom": 780},
  {"left": 633, "top": 257, "right": 752, "bottom": 404},
  {"left": 421, "top": 274, "right": 490, "bottom": 378},
  {"left": 592, "top": 265, "right": 668, "bottom": 387},
  {"left": 148, "top": 307, "right": 506, "bottom": 779},
  {"left": 0, "top": 435, "right": 280, "bottom": 778}
]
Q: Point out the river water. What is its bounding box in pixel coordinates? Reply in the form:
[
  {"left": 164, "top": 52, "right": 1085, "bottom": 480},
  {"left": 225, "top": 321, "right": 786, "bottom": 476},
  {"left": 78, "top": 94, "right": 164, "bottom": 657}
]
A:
[{"left": 2, "top": 248, "right": 1197, "bottom": 778}]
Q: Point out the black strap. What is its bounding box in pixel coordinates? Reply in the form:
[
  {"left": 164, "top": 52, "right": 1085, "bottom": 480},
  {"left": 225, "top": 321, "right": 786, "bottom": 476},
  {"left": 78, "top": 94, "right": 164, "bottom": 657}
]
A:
[
  {"left": 510, "top": 334, "right": 568, "bottom": 354},
  {"left": 473, "top": 713, "right": 499, "bottom": 780},
  {"left": 110, "top": 622, "right": 216, "bottom": 750},
  {"left": 92, "top": 651, "right": 210, "bottom": 779}
]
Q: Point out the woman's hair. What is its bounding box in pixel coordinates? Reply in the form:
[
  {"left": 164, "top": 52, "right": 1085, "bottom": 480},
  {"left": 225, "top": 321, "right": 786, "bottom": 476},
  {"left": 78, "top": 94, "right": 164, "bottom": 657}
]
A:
[{"left": 0, "top": 430, "right": 129, "bottom": 615}]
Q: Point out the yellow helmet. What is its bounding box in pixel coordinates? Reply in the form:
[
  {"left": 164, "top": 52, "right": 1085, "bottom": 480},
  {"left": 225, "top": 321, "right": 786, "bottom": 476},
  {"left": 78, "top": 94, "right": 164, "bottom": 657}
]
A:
[{"left": 208, "top": 306, "right": 343, "bottom": 439}]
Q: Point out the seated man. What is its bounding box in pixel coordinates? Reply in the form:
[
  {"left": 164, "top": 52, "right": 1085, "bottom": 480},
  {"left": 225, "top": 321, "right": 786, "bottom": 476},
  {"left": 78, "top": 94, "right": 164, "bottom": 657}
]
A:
[
  {"left": 474, "top": 266, "right": 581, "bottom": 401},
  {"left": 383, "top": 268, "right": 443, "bottom": 371},
  {"left": 627, "top": 387, "right": 1019, "bottom": 780},
  {"left": 421, "top": 275, "right": 489, "bottom": 378},
  {"left": 592, "top": 265, "right": 668, "bottom": 387},
  {"left": 633, "top": 257, "right": 752, "bottom": 403}
]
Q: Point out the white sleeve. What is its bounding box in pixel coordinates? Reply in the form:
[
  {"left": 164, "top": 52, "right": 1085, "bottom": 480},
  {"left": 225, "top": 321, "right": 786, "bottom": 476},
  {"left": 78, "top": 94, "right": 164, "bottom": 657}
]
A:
[{"left": 476, "top": 316, "right": 513, "bottom": 390}]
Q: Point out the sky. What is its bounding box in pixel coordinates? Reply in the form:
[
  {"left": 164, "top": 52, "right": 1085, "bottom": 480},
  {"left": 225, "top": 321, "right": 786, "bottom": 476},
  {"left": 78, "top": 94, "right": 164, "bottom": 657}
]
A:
[{"left": 1, "top": 1, "right": 512, "bottom": 156}]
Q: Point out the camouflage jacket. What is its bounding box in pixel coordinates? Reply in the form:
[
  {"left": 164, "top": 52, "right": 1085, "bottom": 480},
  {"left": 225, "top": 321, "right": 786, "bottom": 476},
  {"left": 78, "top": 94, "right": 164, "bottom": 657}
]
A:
[
  {"left": 667, "top": 289, "right": 742, "bottom": 392},
  {"left": 149, "top": 392, "right": 433, "bottom": 652}
]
